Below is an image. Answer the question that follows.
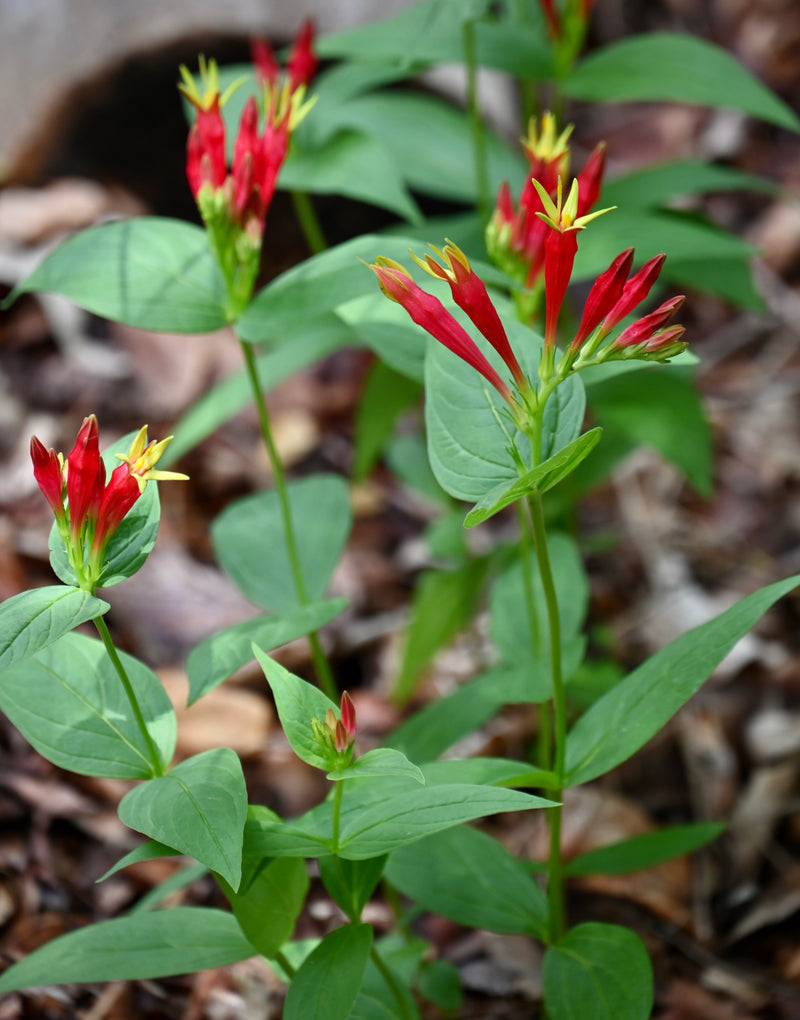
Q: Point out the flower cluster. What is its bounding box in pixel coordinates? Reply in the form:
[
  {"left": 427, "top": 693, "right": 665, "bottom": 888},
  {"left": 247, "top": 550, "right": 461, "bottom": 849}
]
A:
[
  {"left": 178, "top": 24, "right": 317, "bottom": 314},
  {"left": 371, "top": 224, "right": 686, "bottom": 413},
  {"left": 311, "top": 692, "right": 357, "bottom": 771},
  {"left": 486, "top": 112, "right": 606, "bottom": 302},
  {"left": 30, "top": 416, "right": 187, "bottom": 591}
]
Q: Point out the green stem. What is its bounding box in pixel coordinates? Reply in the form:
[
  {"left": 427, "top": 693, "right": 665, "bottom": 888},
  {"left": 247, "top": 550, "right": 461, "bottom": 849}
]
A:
[
  {"left": 93, "top": 615, "right": 164, "bottom": 777},
  {"left": 370, "top": 945, "right": 414, "bottom": 1020},
  {"left": 238, "top": 337, "right": 338, "bottom": 701},
  {"left": 526, "top": 492, "right": 567, "bottom": 943},
  {"left": 274, "top": 948, "right": 297, "bottom": 980},
  {"left": 516, "top": 500, "right": 550, "bottom": 769},
  {"left": 291, "top": 190, "right": 327, "bottom": 255},
  {"left": 463, "top": 18, "right": 491, "bottom": 225},
  {"left": 510, "top": 0, "right": 539, "bottom": 127},
  {"left": 331, "top": 779, "right": 344, "bottom": 854}
]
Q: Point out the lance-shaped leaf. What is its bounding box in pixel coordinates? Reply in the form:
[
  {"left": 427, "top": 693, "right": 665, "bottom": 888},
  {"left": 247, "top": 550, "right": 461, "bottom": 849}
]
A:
[
  {"left": 566, "top": 575, "right": 800, "bottom": 786},
  {"left": 0, "top": 585, "right": 108, "bottom": 669},
  {"left": 118, "top": 748, "right": 247, "bottom": 890},
  {"left": 283, "top": 924, "right": 372, "bottom": 1020},
  {"left": 0, "top": 907, "right": 256, "bottom": 993},
  {"left": 220, "top": 857, "right": 309, "bottom": 959}
]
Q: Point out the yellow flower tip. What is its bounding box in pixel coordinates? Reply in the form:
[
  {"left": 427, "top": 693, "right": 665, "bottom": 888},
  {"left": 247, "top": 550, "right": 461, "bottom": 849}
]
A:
[
  {"left": 178, "top": 57, "right": 221, "bottom": 110},
  {"left": 370, "top": 256, "right": 413, "bottom": 301},
  {"left": 524, "top": 112, "right": 574, "bottom": 162}
]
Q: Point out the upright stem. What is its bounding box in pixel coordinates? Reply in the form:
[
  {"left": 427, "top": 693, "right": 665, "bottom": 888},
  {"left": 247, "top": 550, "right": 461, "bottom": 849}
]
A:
[
  {"left": 526, "top": 492, "right": 567, "bottom": 943},
  {"left": 331, "top": 779, "right": 344, "bottom": 854},
  {"left": 93, "top": 615, "right": 164, "bottom": 777},
  {"left": 510, "top": 0, "right": 539, "bottom": 127},
  {"left": 239, "top": 338, "right": 338, "bottom": 701},
  {"left": 516, "top": 501, "right": 551, "bottom": 769},
  {"left": 463, "top": 18, "right": 491, "bottom": 225},
  {"left": 370, "top": 945, "right": 415, "bottom": 1020},
  {"left": 291, "top": 190, "right": 327, "bottom": 255}
]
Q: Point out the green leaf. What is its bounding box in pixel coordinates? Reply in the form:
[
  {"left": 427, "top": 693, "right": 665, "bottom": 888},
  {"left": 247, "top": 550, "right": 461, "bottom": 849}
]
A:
[
  {"left": 393, "top": 558, "right": 490, "bottom": 704},
  {"left": 0, "top": 907, "right": 255, "bottom": 992},
  {"left": 337, "top": 784, "right": 553, "bottom": 859},
  {"left": 284, "top": 924, "right": 373, "bottom": 1020},
  {"left": 490, "top": 531, "right": 587, "bottom": 677},
  {"left": 352, "top": 936, "right": 423, "bottom": 1019},
  {"left": 418, "top": 959, "right": 462, "bottom": 1012},
  {"left": 319, "top": 855, "right": 388, "bottom": 921},
  {"left": 255, "top": 650, "right": 340, "bottom": 770},
  {"left": 564, "top": 822, "right": 725, "bottom": 877},
  {"left": 221, "top": 857, "right": 310, "bottom": 958},
  {"left": 0, "top": 632, "right": 175, "bottom": 779},
  {"left": 162, "top": 315, "right": 353, "bottom": 466},
  {"left": 98, "top": 839, "right": 180, "bottom": 882},
  {"left": 353, "top": 360, "right": 421, "bottom": 481},
  {"left": 426, "top": 319, "right": 585, "bottom": 502},
  {"left": 0, "top": 585, "right": 108, "bottom": 669},
  {"left": 566, "top": 575, "right": 800, "bottom": 786},
  {"left": 237, "top": 234, "right": 424, "bottom": 342},
  {"left": 331, "top": 747, "right": 425, "bottom": 784},
  {"left": 49, "top": 430, "right": 162, "bottom": 589},
  {"left": 665, "top": 256, "right": 765, "bottom": 313},
  {"left": 318, "top": 91, "right": 525, "bottom": 205},
  {"left": 318, "top": 3, "right": 554, "bottom": 78},
  {"left": 187, "top": 598, "right": 348, "bottom": 705},
  {"left": 282, "top": 130, "right": 423, "bottom": 223},
  {"left": 386, "top": 826, "right": 547, "bottom": 938},
  {"left": 342, "top": 299, "right": 427, "bottom": 382},
  {"left": 118, "top": 748, "right": 247, "bottom": 890},
  {"left": 543, "top": 923, "right": 653, "bottom": 1020},
  {"left": 386, "top": 665, "right": 531, "bottom": 762},
  {"left": 564, "top": 33, "right": 800, "bottom": 133},
  {"left": 8, "top": 218, "right": 228, "bottom": 331},
  {"left": 586, "top": 367, "right": 712, "bottom": 496},
  {"left": 602, "top": 159, "right": 779, "bottom": 211},
  {"left": 212, "top": 474, "right": 352, "bottom": 612},
  {"left": 464, "top": 428, "right": 602, "bottom": 527}
]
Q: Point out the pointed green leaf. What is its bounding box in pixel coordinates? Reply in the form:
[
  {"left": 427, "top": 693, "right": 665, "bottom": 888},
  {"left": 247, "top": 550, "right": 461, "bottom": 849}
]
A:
[
  {"left": 465, "top": 428, "right": 602, "bottom": 526},
  {"left": 602, "top": 159, "right": 779, "bottom": 211},
  {"left": 543, "top": 923, "right": 653, "bottom": 1020},
  {"left": 386, "top": 826, "right": 547, "bottom": 938},
  {"left": 564, "top": 822, "right": 725, "bottom": 877},
  {"left": 353, "top": 360, "right": 421, "bottom": 481},
  {"left": 118, "top": 748, "right": 247, "bottom": 890},
  {"left": 564, "top": 33, "right": 800, "bottom": 132},
  {"left": 7, "top": 218, "right": 228, "bottom": 331},
  {"left": 284, "top": 924, "right": 372, "bottom": 1020},
  {"left": 0, "top": 907, "right": 255, "bottom": 992},
  {"left": 566, "top": 576, "right": 800, "bottom": 785},
  {"left": 0, "top": 585, "right": 107, "bottom": 669},
  {"left": 0, "top": 632, "right": 175, "bottom": 779},
  {"left": 187, "top": 598, "right": 348, "bottom": 705},
  {"left": 330, "top": 747, "right": 424, "bottom": 784},
  {"left": 98, "top": 839, "right": 180, "bottom": 882},
  {"left": 212, "top": 474, "right": 352, "bottom": 612},
  {"left": 254, "top": 650, "right": 339, "bottom": 770},
  {"left": 221, "top": 857, "right": 310, "bottom": 958}
]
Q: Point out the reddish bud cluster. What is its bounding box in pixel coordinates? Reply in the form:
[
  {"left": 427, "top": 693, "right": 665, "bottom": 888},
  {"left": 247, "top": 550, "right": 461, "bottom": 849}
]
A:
[{"left": 311, "top": 692, "right": 358, "bottom": 766}]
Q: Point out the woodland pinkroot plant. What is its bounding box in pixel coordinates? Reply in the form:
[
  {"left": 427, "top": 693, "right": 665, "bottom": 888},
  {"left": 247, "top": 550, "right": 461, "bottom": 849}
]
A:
[{"left": 0, "top": 4, "right": 799, "bottom": 1019}]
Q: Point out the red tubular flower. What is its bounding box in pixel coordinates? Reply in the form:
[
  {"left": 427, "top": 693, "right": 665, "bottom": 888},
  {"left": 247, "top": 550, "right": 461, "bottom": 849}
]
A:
[
  {"left": 571, "top": 247, "right": 633, "bottom": 350},
  {"left": 543, "top": 227, "right": 579, "bottom": 350},
  {"left": 371, "top": 257, "right": 515, "bottom": 405},
  {"left": 30, "top": 437, "right": 65, "bottom": 519},
  {"left": 609, "top": 295, "right": 685, "bottom": 350},
  {"left": 538, "top": 0, "right": 562, "bottom": 38},
  {"left": 66, "top": 415, "right": 105, "bottom": 539},
  {"left": 251, "top": 38, "right": 279, "bottom": 87},
  {"left": 90, "top": 463, "right": 142, "bottom": 560},
  {"left": 602, "top": 254, "right": 666, "bottom": 334},
  {"left": 287, "top": 18, "right": 319, "bottom": 91},
  {"left": 411, "top": 242, "right": 527, "bottom": 390}
]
